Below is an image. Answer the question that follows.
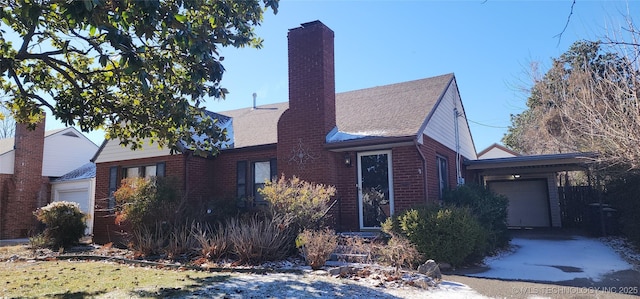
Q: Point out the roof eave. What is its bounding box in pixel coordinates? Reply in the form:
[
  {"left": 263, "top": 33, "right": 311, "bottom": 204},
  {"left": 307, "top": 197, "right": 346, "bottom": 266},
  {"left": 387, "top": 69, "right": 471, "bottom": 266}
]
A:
[
  {"left": 325, "top": 136, "right": 416, "bottom": 152},
  {"left": 466, "top": 152, "right": 598, "bottom": 170}
]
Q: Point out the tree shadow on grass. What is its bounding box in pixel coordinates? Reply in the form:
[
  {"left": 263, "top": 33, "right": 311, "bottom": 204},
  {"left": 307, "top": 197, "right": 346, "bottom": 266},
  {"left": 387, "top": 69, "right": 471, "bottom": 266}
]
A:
[{"left": 142, "top": 273, "right": 404, "bottom": 299}]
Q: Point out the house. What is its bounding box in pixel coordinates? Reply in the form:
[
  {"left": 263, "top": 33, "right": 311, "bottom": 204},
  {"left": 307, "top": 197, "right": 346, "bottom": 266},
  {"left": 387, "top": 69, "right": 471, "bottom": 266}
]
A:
[
  {"left": 0, "top": 119, "right": 99, "bottom": 239},
  {"left": 91, "top": 20, "right": 477, "bottom": 244}
]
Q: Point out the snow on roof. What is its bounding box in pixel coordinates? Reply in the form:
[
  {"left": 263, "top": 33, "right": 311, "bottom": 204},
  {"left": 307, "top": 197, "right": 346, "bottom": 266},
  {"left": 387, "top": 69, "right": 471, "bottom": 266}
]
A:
[
  {"left": 325, "top": 127, "right": 389, "bottom": 143},
  {"left": 52, "top": 162, "right": 96, "bottom": 182}
]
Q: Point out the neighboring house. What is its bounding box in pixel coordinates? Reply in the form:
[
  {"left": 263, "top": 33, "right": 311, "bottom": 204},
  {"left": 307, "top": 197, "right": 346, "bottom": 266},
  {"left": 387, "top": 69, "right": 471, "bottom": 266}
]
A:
[
  {"left": 477, "top": 143, "right": 520, "bottom": 159},
  {"left": 0, "top": 120, "right": 99, "bottom": 239},
  {"left": 51, "top": 162, "right": 96, "bottom": 235},
  {"left": 92, "top": 21, "right": 477, "bottom": 244}
]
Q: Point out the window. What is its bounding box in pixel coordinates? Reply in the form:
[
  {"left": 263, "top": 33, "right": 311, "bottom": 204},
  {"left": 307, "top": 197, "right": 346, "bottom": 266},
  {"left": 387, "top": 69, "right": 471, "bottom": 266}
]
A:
[
  {"left": 437, "top": 156, "right": 448, "bottom": 199},
  {"left": 251, "top": 159, "right": 277, "bottom": 202},
  {"left": 122, "top": 162, "right": 165, "bottom": 179},
  {"left": 111, "top": 162, "right": 165, "bottom": 210},
  {"left": 108, "top": 166, "right": 118, "bottom": 209}
]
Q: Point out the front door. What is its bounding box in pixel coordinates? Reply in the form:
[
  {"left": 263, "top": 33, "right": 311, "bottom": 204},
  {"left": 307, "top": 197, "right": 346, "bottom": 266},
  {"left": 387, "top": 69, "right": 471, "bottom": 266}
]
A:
[{"left": 358, "top": 150, "right": 394, "bottom": 229}]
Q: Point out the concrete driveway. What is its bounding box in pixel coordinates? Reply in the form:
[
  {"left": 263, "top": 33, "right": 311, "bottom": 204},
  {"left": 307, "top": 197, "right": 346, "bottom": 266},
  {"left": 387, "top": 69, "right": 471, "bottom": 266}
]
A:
[{"left": 444, "top": 230, "right": 640, "bottom": 298}]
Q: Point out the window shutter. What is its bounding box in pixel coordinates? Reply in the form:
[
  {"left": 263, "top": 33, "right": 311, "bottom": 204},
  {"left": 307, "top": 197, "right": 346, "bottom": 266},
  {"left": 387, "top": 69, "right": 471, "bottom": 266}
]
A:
[
  {"left": 156, "top": 162, "right": 165, "bottom": 177},
  {"left": 270, "top": 158, "right": 278, "bottom": 181},
  {"left": 108, "top": 166, "right": 118, "bottom": 210},
  {"left": 236, "top": 161, "right": 247, "bottom": 199}
]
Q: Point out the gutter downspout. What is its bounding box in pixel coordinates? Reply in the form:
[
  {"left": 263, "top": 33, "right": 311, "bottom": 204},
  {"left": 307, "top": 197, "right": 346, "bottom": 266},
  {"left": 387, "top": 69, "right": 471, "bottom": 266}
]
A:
[{"left": 415, "top": 139, "right": 429, "bottom": 203}]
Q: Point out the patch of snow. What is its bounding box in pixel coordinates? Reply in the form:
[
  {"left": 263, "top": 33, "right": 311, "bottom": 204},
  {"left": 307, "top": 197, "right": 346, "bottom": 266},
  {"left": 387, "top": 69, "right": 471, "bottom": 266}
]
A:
[
  {"left": 52, "top": 162, "right": 96, "bottom": 182},
  {"left": 183, "top": 272, "right": 489, "bottom": 299},
  {"left": 601, "top": 236, "right": 640, "bottom": 271},
  {"left": 326, "top": 127, "right": 388, "bottom": 143},
  {"left": 470, "top": 237, "right": 633, "bottom": 282}
]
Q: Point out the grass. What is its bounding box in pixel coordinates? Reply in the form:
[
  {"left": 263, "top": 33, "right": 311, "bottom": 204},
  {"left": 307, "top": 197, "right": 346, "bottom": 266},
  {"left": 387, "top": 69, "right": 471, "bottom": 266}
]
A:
[{"left": 0, "top": 259, "right": 229, "bottom": 298}]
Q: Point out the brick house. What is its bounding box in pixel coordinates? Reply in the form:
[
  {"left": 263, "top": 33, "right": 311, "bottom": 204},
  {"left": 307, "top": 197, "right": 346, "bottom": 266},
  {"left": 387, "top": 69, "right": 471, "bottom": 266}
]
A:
[
  {"left": 91, "top": 21, "right": 477, "bottom": 244},
  {"left": 0, "top": 119, "right": 99, "bottom": 239}
]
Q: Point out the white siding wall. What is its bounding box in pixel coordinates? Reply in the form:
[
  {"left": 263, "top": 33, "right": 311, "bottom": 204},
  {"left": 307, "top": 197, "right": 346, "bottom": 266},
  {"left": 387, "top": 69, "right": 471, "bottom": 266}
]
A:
[
  {"left": 94, "top": 138, "right": 172, "bottom": 163},
  {"left": 0, "top": 151, "right": 14, "bottom": 174},
  {"left": 51, "top": 178, "right": 96, "bottom": 235},
  {"left": 422, "top": 80, "right": 477, "bottom": 160},
  {"left": 478, "top": 147, "right": 518, "bottom": 159},
  {"left": 43, "top": 129, "right": 99, "bottom": 177}
]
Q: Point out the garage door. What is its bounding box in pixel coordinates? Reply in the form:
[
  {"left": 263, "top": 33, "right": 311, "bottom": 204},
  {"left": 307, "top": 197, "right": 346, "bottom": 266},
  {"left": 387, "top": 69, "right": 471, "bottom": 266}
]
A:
[
  {"left": 56, "top": 189, "right": 93, "bottom": 235},
  {"left": 488, "top": 180, "right": 550, "bottom": 227}
]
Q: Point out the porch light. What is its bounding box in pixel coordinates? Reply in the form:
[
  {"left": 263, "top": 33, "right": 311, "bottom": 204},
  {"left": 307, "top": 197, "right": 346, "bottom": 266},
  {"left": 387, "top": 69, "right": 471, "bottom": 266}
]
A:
[
  {"left": 513, "top": 174, "right": 521, "bottom": 179},
  {"left": 344, "top": 153, "right": 352, "bottom": 167}
]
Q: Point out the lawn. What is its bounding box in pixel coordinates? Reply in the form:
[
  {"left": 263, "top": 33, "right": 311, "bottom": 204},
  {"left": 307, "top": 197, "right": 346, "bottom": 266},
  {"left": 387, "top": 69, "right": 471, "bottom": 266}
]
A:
[{"left": 0, "top": 258, "right": 228, "bottom": 298}]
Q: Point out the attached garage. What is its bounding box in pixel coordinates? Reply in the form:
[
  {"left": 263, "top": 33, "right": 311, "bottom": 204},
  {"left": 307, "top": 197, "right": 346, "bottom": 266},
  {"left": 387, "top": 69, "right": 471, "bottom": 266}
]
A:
[
  {"left": 466, "top": 152, "right": 596, "bottom": 229},
  {"left": 488, "top": 180, "right": 550, "bottom": 227}
]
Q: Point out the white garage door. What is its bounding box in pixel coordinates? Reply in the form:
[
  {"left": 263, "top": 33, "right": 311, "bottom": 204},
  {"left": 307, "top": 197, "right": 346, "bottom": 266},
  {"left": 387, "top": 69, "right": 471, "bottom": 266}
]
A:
[
  {"left": 56, "top": 189, "right": 93, "bottom": 235},
  {"left": 489, "top": 180, "right": 550, "bottom": 227}
]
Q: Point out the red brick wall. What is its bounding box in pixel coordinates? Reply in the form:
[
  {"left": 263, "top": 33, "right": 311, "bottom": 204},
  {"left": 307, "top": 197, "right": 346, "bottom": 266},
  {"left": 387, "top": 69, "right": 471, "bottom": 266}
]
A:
[
  {"left": 419, "top": 135, "right": 469, "bottom": 203},
  {"left": 1, "top": 120, "right": 47, "bottom": 239},
  {"left": 0, "top": 174, "right": 14, "bottom": 239},
  {"left": 93, "top": 154, "right": 188, "bottom": 244},
  {"left": 391, "top": 146, "right": 428, "bottom": 212},
  {"left": 334, "top": 152, "right": 358, "bottom": 231}
]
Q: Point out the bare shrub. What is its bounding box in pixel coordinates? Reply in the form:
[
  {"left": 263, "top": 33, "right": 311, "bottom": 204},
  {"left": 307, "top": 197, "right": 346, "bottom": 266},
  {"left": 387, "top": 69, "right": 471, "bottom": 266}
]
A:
[
  {"left": 375, "top": 234, "right": 422, "bottom": 274},
  {"left": 192, "top": 222, "right": 230, "bottom": 260},
  {"left": 259, "top": 175, "right": 336, "bottom": 232},
  {"left": 336, "top": 235, "right": 374, "bottom": 264},
  {"left": 130, "top": 225, "right": 166, "bottom": 257},
  {"left": 226, "top": 214, "right": 294, "bottom": 264},
  {"left": 296, "top": 228, "right": 338, "bottom": 270},
  {"left": 164, "top": 222, "right": 195, "bottom": 260}
]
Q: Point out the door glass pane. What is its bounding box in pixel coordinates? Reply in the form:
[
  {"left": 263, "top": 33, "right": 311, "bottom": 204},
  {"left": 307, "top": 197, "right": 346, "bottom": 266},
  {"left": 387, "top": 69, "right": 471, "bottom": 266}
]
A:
[{"left": 360, "top": 153, "right": 390, "bottom": 228}]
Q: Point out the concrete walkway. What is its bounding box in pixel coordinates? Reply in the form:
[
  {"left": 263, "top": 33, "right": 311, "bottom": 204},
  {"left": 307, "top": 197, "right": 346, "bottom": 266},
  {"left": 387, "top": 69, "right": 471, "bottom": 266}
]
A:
[
  {"left": 445, "top": 230, "right": 640, "bottom": 298},
  {"left": 0, "top": 238, "right": 29, "bottom": 247}
]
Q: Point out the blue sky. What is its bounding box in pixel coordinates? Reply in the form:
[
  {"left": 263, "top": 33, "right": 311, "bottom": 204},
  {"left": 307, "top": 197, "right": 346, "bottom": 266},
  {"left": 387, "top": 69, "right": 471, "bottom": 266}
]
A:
[{"left": 48, "top": 0, "right": 638, "bottom": 151}]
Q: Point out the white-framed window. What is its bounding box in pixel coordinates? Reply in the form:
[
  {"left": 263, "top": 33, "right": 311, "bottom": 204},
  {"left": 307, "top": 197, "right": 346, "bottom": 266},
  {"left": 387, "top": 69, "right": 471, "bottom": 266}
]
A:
[
  {"left": 122, "top": 162, "right": 165, "bottom": 179},
  {"left": 251, "top": 159, "right": 277, "bottom": 202}
]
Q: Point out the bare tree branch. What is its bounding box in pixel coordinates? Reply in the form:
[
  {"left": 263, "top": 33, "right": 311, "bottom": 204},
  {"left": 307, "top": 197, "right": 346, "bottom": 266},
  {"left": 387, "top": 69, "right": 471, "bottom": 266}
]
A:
[{"left": 554, "top": 0, "right": 576, "bottom": 45}]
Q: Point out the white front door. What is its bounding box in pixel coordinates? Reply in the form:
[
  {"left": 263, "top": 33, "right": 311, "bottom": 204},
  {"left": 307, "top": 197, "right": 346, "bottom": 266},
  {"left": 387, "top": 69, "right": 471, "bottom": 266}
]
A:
[{"left": 357, "top": 150, "right": 394, "bottom": 229}]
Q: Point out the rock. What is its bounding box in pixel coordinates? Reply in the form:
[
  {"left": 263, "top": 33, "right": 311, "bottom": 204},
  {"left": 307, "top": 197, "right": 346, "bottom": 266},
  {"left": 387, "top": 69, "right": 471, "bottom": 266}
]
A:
[
  {"left": 438, "top": 262, "right": 452, "bottom": 271},
  {"left": 412, "top": 276, "right": 436, "bottom": 289},
  {"left": 328, "top": 266, "right": 353, "bottom": 276},
  {"left": 417, "top": 260, "right": 442, "bottom": 281}
]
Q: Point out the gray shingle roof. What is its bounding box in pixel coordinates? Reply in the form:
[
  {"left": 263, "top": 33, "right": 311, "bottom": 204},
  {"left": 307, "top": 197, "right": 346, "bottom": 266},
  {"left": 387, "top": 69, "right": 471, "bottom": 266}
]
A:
[
  {"left": 52, "top": 162, "right": 96, "bottom": 182},
  {"left": 220, "top": 102, "right": 288, "bottom": 148},
  {"left": 218, "top": 73, "right": 454, "bottom": 149}
]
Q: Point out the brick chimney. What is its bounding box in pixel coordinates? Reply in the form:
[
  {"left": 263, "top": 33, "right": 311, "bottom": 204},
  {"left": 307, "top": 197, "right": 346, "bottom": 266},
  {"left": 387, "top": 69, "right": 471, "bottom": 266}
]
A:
[
  {"left": 2, "top": 116, "right": 47, "bottom": 238},
  {"left": 277, "top": 20, "right": 339, "bottom": 185}
]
